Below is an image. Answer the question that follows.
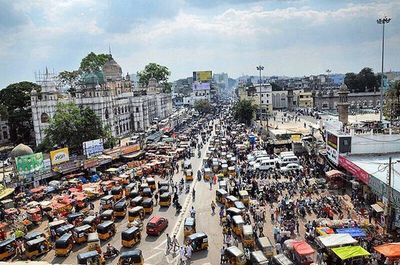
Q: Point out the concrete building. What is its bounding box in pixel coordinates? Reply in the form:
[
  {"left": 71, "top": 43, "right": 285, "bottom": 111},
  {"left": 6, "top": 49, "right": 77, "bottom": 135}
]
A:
[
  {"left": 314, "top": 90, "right": 381, "bottom": 111},
  {"left": 298, "top": 91, "right": 313, "bottom": 108},
  {"left": 238, "top": 83, "right": 273, "bottom": 118},
  {"left": 31, "top": 56, "right": 172, "bottom": 146}
]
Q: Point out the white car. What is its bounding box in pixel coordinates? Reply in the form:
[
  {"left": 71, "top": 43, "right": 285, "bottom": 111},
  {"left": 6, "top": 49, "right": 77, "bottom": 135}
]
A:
[
  {"left": 280, "top": 163, "right": 303, "bottom": 172},
  {"left": 253, "top": 159, "right": 276, "bottom": 171}
]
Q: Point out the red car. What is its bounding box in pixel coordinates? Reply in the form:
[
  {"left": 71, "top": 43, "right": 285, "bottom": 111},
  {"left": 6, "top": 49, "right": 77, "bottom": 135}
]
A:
[{"left": 146, "top": 216, "right": 168, "bottom": 236}]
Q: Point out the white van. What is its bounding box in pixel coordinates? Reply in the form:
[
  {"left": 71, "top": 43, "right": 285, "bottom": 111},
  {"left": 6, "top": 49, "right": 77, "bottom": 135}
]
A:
[
  {"left": 279, "top": 156, "right": 299, "bottom": 166},
  {"left": 253, "top": 159, "right": 276, "bottom": 171},
  {"left": 249, "top": 155, "right": 271, "bottom": 167},
  {"left": 279, "top": 151, "right": 295, "bottom": 159}
]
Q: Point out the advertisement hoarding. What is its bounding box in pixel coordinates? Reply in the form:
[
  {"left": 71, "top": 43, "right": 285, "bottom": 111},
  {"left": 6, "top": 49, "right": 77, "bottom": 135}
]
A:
[
  {"left": 193, "top": 71, "right": 212, "bottom": 82},
  {"left": 338, "top": 155, "right": 369, "bottom": 184},
  {"left": 192, "top": 81, "right": 210, "bottom": 91},
  {"left": 50, "top": 147, "right": 70, "bottom": 165},
  {"left": 15, "top": 153, "right": 44, "bottom": 175},
  {"left": 83, "top": 139, "right": 104, "bottom": 158},
  {"left": 326, "top": 145, "right": 339, "bottom": 165},
  {"left": 326, "top": 132, "right": 338, "bottom": 149}
]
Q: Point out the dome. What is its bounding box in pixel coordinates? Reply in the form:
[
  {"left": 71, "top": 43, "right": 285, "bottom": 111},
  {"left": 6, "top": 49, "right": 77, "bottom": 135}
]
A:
[
  {"left": 10, "top": 144, "right": 34, "bottom": 160},
  {"left": 339, "top": 83, "right": 349, "bottom": 92},
  {"left": 82, "top": 71, "right": 105, "bottom": 85},
  {"left": 102, "top": 56, "right": 122, "bottom": 81}
]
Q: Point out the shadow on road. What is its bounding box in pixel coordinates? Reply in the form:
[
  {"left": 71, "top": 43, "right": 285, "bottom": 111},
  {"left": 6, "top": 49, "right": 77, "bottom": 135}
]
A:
[
  {"left": 191, "top": 250, "right": 209, "bottom": 261},
  {"left": 144, "top": 235, "right": 159, "bottom": 242}
]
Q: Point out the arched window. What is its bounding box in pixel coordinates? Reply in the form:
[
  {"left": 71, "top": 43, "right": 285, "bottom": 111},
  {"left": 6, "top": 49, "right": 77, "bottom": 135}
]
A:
[{"left": 41, "top": 113, "right": 49, "bottom": 123}]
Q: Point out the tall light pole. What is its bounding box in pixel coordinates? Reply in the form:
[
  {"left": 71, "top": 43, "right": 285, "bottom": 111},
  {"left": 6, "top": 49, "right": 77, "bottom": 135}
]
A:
[
  {"left": 256, "top": 65, "right": 264, "bottom": 130},
  {"left": 377, "top": 16, "right": 391, "bottom": 122}
]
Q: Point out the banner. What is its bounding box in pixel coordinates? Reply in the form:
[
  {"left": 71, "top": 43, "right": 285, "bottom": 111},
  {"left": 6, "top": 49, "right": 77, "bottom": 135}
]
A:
[
  {"left": 15, "top": 153, "right": 44, "bottom": 175},
  {"left": 83, "top": 139, "right": 104, "bottom": 158},
  {"left": 192, "top": 81, "right": 210, "bottom": 91},
  {"left": 121, "top": 144, "right": 141, "bottom": 155},
  {"left": 50, "top": 147, "right": 69, "bottom": 165},
  {"left": 193, "top": 71, "right": 212, "bottom": 82},
  {"left": 338, "top": 155, "right": 369, "bottom": 184}
]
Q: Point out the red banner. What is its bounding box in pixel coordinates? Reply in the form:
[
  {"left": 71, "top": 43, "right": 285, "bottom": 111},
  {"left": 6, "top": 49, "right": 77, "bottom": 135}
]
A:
[{"left": 338, "top": 155, "right": 369, "bottom": 184}]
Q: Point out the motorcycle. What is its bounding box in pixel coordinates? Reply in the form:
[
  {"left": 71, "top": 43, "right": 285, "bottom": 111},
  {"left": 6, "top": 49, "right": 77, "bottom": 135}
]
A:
[{"left": 104, "top": 247, "right": 120, "bottom": 259}]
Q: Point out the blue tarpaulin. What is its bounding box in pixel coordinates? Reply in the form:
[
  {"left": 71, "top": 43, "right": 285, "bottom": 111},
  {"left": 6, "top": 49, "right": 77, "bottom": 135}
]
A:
[{"left": 336, "top": 228, "right": 366, "bottom": 237}]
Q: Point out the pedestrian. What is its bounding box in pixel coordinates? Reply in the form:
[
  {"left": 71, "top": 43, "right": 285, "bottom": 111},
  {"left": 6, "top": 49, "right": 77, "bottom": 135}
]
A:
[
  {"left": 179, "top": 246, "right": 187, "bottom": 264},
  {"left": 275, "top": 242, "right": 282, "bottom": 254},
  {"left": 295, "top": 220, "right": 300, "bottom": 234},
  {"left": 220, "top": 246, "right": 226, "bottom": 264},
  {"left": 185, "top": 243, "right": 192, "bottom": 261},
  {"left": 154, "top": 193, "right": 159, "bottom": 206},
  {"left": 173, "top": 235, "right": 179, "bottom": 252},
  {"left": 166, "top": 233, "right": 172, "bottom": 253},
  {"left": 211, "top": 201, "right": 216, "bottom": 215}
]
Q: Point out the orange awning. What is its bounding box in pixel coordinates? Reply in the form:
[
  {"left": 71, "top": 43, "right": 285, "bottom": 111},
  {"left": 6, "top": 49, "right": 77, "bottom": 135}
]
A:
[{"left": 375, "top": 243, "right": 400, "bottom": 258}]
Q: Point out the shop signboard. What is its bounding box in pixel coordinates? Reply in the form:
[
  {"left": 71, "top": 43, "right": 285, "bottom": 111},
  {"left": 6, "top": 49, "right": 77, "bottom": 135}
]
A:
[
  {"left": 368, "top": 175, "right": 385, "bottom": 197},
  {"left": 52, "top": 160, "right": 81, "bottom": 174},
  {"left": 83, "top": 139, "right": 104, "bottom": 158},
  {"left": 83, "top": 158, "right": 99, "bottom": 169},
  {"left": 50, "top": 147, "right": 70, "bottom": 165},
  {"left": 326, "top": 145, "right": 339, "bottom": 165},
  {"left": 15, "top": 153, "right": 44, "bottom": 175},
  {"left": 338, "top": 155, "right": 369, "bottom": 184},
  {"left": 42, "top": 158, "right": 51, "bottom": 172},
  {"left": 121, "top": 144, "right": 141, "bottom": 155},
  {"left": 104, "top": 147, "right": 122, "bottom": 160},
  {"left": 193, "top": 71, "right": 212, "bottom": 82}
]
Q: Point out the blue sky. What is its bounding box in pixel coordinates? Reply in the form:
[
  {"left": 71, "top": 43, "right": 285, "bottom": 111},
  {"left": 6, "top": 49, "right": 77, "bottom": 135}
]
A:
[{"left": 0, "top": 0, "right": 399, "bottom": 88}]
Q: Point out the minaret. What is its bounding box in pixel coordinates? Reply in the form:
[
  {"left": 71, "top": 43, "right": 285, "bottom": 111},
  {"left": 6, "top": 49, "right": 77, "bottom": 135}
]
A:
[
  {"left": 337, "top": 83, "right": 350, "bottom": 125},
  {"left": 287, "top": 89, "right": 294, "bottom": 111}
]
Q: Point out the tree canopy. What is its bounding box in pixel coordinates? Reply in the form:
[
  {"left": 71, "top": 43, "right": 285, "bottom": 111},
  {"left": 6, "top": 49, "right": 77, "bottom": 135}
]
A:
[
  {"left": 137, "top": 63, "right": 171, "bottom": 92},
  {"left": 58, "top": 70, "right": 80, "bottom": 95},
  {"left": 383, "top": 81, "right": 400, "bottom": 123},
  {"left": 232, "top": 99, "right": 256, "bottom": 126},
  {"left": 0, "top": 81, "right": 41, "bottom": 144},
  {"left": 194, "top": 99, "right": 212, "bottom": 114},
  {"left": 39, "top": 102, "right": 115, "bottom": 153},
  {"left": 344, "top": 67, "right": 379, "bottom": 93},
  {"left": 79, "top": 52, "right": 111, "bottom": 73}
]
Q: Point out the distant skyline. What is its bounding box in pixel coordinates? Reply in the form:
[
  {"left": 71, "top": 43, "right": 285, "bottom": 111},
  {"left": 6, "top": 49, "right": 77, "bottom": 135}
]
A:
[{"left": 0, "top": 0, "right": 399, "bottom": 88}]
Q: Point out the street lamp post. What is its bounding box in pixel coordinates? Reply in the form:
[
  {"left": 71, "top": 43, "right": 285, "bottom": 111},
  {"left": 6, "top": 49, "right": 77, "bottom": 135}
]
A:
[
  {"left": 256, "top": 65, "right": 264, "bottom": 130},
  {"left": 377, "top": 16, "right": 391, "bottom": 122}
]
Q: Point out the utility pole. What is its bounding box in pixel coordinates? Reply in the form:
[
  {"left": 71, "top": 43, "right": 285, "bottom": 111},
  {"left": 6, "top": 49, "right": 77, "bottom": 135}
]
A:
[
  {"left": 256, "top": 65, "right": 264, "bottom": 132},
  {"left": 385, "top": 157, "right": 392, "bottom": 233},
  {"left": 377, "top": 16, "right": 391, "bottom": 122}
]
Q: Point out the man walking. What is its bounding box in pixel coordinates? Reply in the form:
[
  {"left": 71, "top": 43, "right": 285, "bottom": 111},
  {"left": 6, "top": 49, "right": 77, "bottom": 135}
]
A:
[{"left": 166, "top": 233, "right": 172, "bottom": 253}]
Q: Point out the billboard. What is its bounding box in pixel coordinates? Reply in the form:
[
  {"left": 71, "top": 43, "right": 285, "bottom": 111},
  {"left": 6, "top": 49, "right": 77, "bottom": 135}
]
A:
[
  {"left": 50, "top": 147, "right": 70, "bottom": 165},
  {"left": 193, "top": 71, "right": 212, "bottom": 82},
  {"left": 15, "top": 153, "right": 44, "bottom": 175},
  {"left": 83, "top": 139, "right": 104, "bottom": 158},
  {"left": 192, "top": 81, "right": 210, "bottom": 91},
  {"left": 326, "top": 132, "right": 338, "bottom": 149}
]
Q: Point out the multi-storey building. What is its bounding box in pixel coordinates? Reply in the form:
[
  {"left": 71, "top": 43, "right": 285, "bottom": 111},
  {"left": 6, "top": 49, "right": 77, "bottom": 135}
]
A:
[{"left": 238, "top": 83, "right": 273, "bottom": 118}]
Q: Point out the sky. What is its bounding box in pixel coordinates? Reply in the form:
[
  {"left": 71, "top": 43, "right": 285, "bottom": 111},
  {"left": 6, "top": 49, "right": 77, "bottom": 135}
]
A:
[{"left": 0, "top": 0, "right": 399, "bottom": 88}]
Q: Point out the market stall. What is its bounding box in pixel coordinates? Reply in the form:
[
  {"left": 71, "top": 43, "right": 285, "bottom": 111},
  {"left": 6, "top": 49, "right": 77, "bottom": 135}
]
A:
[{"left": 375, "top": 243, "right": 400, "bottom": 264}]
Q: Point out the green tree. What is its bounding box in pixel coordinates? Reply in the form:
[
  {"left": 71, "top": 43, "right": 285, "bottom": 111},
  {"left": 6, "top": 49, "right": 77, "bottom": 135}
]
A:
[
  {"left": 194, "top": 99, "right": 212, "bottom": 114},
  {"left": 358, "top": 67, "right": 378, "bottom": 92},
  {"left": 344, "top": 72, "right": 360, "bottom": 93},
  {"left": 39, "top": 102, "right": 113, "bottom": 153},
  {"left": 232, "top": 99, "right": 256, "bottom": 126},
  {"left": 0, "top": 81, "right": 41, "bottom": 144},
  {"left": 58, "top": 70, "right": 80, "bottom": 95},
  {"left": 79, "top": 52, "right": 111, "bottom": 73},
  {"left": 383, "top": 81, "right": 400, "bottom": 123},
  {"left": 137, "top": 63, "right": 171, "bottom": 92}
]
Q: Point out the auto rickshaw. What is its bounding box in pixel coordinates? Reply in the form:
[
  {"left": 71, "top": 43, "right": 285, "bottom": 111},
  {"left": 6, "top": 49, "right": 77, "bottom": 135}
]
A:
[
  {"left": 270, "top": 254, "right": 294, "bottom": 265},
  {"left": 187, "top": 232, "right": 208, "bottom": 252},
  {"left": 158, "top": 180, "right": 169, "bottom": 190},
  {"left": 25, "top": 237, "right": 50, "bottom": 259},
  {"left": 56, "top": 224, "right": 75, "bottom": 239},
  {"left": 100, "top": 209, "right": 115, "bottom": 221},
  {"left": 97, "top": 221, "right": 116, "bottom": 240},
  {"left": 225, "top": 195, "right": 239, "bottom": 208},
  {"left": 226, "top": 207, "right": 242, "bottom": 219},
  {"left": 221, "top": 163, "right": 228, "bottom": 176},
  {"left": 83, "top": 216, "right": 99, "bottom": 232},
  {"left": 121, "top": 226, "right": 141, "bottom": 248},
  {"left": 204, "top": 168, "right": 213, "bottom": 181},
  {"left": 185, "top": 169, "right": 193, "bottom": 181},
  {"left": 100, "top": 195, "right": 114, "bottom": 210},
  {"left": 0, "top": 238, "right": 16, "bottom": 261},
  {"left": 24, "top": 231, "right": 47, "bottom": 242},
  {"left": 48, "top": 220, "right": 67, "bottom": 234},
  {"left": 111, "top": 186, "right": 123, "bottom": 201},
  {"left": 77, "top": 250, "right": 105, "bottom": 265},
  {"left": 231, "top": 215, "right": 244, "bottom": 237},
  {"left": 73, "top": 224, "right": 92, "bottom": 244},
  {"left": 219, "top": 180, "right": 227, "bottom": 191},
  {"left": 87, "top": 232, "right": 100, "bottom": 252},
  {"left": 114, "top": 199, "right": 127, "bottom": 218},
  {"left": 257, "top": 236, "right": 274, "bottom": 258},
  {"left": 26, "top": 207, "right": 42, "bottom": 224},
  {"left": 250, "top": 250, "right": 269, "bottom": 265},
  {"left": 142, "top": 188, "right": 152, "bottom": 199},
  {"left": 159, "top": 193, "right": 171, "bottom": 207},
  {"left": 125, "top": 183, "right": 136, "bottom": 198},
  {"left": 131, "top": 196, "right": 143, "bottom": 207},
  {"left": 118, "top": 249, "right": 144, "bottom": 265},
  {"left": 184, "top": 217, "right": 196, "bottom": 237},
  {"left": 55, "top": 233, "right": 74, "bottom": 257},
  {"left": 242, "top": 225, "right": 255, "bottom": 248},
  {"left": 129, "top": 189, "right": 140, "bottom": 199},
  {"left": 139, "top": 183, "right": 149, "bottom": 192},
  {"left": 225, "top": 246, "right": 246, "bottom": 265},
  {"left": 67, "top": 212, "right": 84, "bottom": 225},
  {"left": 146, "top": 177, "right": 156, "bottom": 191},
  {"left": 234, "top": 201, "right": 246, "bottom": 214},
  {"left": 228, "top": 166, "right": 236, "bottom": 177},
  {"left": 238, "top": 190, "right": 250, "bottom": 206},
  {"left": 216, "top": 189, "right": 228, "bottom": 204},
  {"left": 128, "top": 206, "right": 145, "bottom": 222},
  {"left": 142, "top": 198, "right": 154, "bottom": 215}
]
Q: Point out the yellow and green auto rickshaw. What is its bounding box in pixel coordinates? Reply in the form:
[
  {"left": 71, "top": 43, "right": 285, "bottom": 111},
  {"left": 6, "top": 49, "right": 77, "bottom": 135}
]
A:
[
  {"left": 158, "top": 180, "right": 169, "bottom": 190},
  {"left": 77, "top": 250, "right": 105, "bottom": 265},
  {"left": 216, "top": 189, "right": 228, "bottom": 204},
  {"left": 121, "top": 226, "right": 141, "bottom": 248},
  {"left": 187, "top": 232, "right": 208, "bottom": 252},
  {"left": 87, "top": 232, "right": 100, "bottom": 252},
  {"left": 231, "top": 215, "right": 244, "bottom": 238},
  {"left": 125, "top": 183, "right": 136, "bottom": 198},
  {"left": 184, "top": 217, "right": 196, "bottom": 238},
  {"left": 0, "top": 238, "right": 16, "bottom": 261},
  {"left": 24, "top": 231, "right": 47, "bottom": 242},
  {"left": 242, "top": 224, "right": 255, "bottom": 249},
  {"left": 185, "top": 169, "right": 193, "bottom": 181},
  {"left": 225, "top": 195, "right": 239, "bottom": 209},
  {"left": 82, "top": 215, "right": 99, "bottom": 233},
  {"left": 118, "top": 249, "right": 144, "bottom": 265},
  {"left": 142, "top": 198, "right": 154, "bottom": 215},
  {"left": 100, "top": 209, "right": 115, "bottom": 221},
  {"left": 97, "top": 221, "right": 116, "bottom": 241},
  {"left": 73, "top": 224, "right": 92, "bottom": 244},
  {"left": 128, "top": 206, "right": 145, "bottom": 222},
  {"left": 114, "top": 199, "right": 127, "bottom": 218},
  {"left": 111, "top": 186, "right": 123, "bottom": 202},
  {"left": 25, "top": 237, "right": 50, "bottom": 259},
  {"left": 159, "top": 193, "right": 171, "bottom": 207},
  {"left": 256, "top": 236, "right": 274, "bottom": 258},
  {"left": 238, "top": 190, "right": 250, "bottom": 206},
  {"left": 100, "top": 195, "right": 114, "bottom": 210},
  {"left": 225, "top": 246, "right": 247, "bottom": 265},
  {"left": 146, "top": 177, "right": 156, "bottom": 191},
  {"left": 55, "top": 233, "right": 74, "bottom": 257}
]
